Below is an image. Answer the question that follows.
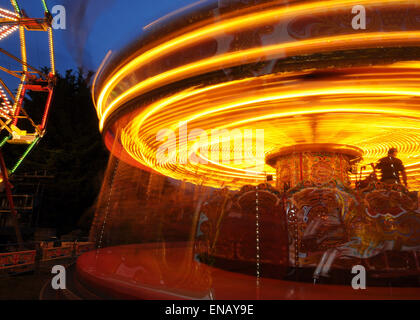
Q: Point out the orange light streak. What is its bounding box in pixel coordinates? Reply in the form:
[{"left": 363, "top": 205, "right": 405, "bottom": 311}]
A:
[
  {"left": 94, "top": 0, "right": 420, "bottom": 189},
  {"left": 95, "top": 0, "right": 419, "bottom": 125},
  {"left": 98, "top": 31, "right": 420, "bottom": 130},
  {"left": 116, "top": 63, "right": 420, "bottom": 189}
]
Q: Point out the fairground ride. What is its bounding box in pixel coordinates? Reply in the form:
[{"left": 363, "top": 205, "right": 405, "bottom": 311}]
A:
[
  {"left": 78, "top": 0, "right": 420, "bottom": 299},
  {"left": 0, "top": 0, "right": 55, "bottom": 247}
]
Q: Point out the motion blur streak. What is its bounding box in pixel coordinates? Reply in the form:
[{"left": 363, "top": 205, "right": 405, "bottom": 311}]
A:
[
  {"left": 95, "top": 0, "right": 417, "bottom": 125},
  {"left": 119, "top": 63, "right": 420, "bottom": 189},
  {"left": 94, "top": 0, "right": 420, "bottom": 190},
  {"left": 98, "top": 31, "right": 420, "bottom": 130}
]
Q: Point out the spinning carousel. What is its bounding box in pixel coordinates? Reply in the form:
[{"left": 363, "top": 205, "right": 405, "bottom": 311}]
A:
[{"left": 79, "top": 0, "right": 420, "bottom": 299}]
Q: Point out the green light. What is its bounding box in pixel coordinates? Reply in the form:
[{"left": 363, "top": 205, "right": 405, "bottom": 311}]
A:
[
  {"left": 10, "top": 137, "right": 40, "bottom": 175},
  {"left": 11, "top": 0, "right": 22, "bottom": 16},
  {"left": 0, "top": 135, "right": 11, "bottom": 148},
  {"left": 41, "top": 0, "right": 49, "bottom": 13}
]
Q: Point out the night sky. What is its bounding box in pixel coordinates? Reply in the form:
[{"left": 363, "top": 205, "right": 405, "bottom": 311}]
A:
[{"left": 0, "top": 0, "right": 198, "bottom": 74}]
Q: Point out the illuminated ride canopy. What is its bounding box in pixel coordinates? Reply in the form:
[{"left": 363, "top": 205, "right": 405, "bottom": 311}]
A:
[
  {"left": 79, "top": 0, "right": 420, "bottom": 299},
  {"left": 93, "top": 0, "right": 420, "bottom": 190}
]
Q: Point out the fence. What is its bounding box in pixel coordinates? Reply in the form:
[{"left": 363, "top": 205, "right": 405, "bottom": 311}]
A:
[
  {"left": 0, "top": 241, "right": 95, "bottom": 275},
  {"left": 0, "top": 250, "right": 36, "bottom": 274},
  {"left": 41, "top": 242, "right": 95, "bottom": 261}
]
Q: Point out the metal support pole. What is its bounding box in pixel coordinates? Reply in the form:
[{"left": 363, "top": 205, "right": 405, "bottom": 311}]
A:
[{"left": 0, "top": 149, "right": 23, "bottom": 249}]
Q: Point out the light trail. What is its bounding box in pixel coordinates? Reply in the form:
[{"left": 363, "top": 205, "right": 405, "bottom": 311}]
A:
[
  {"left": 94, "top": 0, "right": 420, "bottom": 189},
  {"left": 95, "top": 0, "right": 419, "bottom": 126},
  {"left": 117, "top": 63, "right": 420, "bottom": 189}
]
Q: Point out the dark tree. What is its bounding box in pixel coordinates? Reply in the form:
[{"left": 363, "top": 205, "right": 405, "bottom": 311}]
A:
[{"left": 4, "top": 69, "right": 108, "bottom": 237}]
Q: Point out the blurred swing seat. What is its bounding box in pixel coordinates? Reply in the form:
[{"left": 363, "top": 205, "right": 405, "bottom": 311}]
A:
[{"left": 8, "top": 125, "right": 37, "bottom": 144}]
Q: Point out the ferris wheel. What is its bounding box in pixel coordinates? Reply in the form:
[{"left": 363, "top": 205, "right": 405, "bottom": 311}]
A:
[{"left": 0, "top": 0, "right": 56, "bottom": 245}]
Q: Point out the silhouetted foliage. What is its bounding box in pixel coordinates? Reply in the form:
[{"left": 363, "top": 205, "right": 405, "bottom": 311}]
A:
[{"left": 4, "top": 69, "right": 108, "bottom": 236}]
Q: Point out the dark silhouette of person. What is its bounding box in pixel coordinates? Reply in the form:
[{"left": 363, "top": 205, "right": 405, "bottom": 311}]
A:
[{"left": 375, "top": 148, "right": 408, "bottom": 188}]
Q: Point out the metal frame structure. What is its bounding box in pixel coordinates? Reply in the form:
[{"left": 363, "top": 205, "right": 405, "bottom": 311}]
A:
[{"left": 0, "top": 0, "right": 56, "bottom": 248}]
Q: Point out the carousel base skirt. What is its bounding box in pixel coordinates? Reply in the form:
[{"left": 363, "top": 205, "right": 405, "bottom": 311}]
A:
[{"left": 75, "top": 242, "right": 420, "bottom": 300}]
